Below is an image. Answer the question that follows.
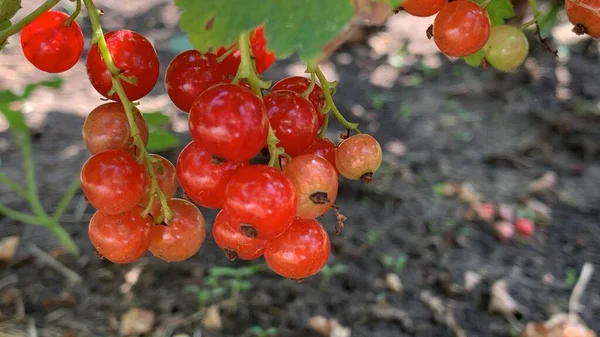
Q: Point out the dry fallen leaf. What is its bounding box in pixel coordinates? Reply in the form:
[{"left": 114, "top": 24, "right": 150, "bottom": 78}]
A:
[
  {"left": 464, "top": 270, "right": 483, "bottom": 292},
  {"left": 528, "top": 171, "right": 557, "bottom": 194},
  {"left": 522, "top": 313, "right": 596, "bottom": 337},
  {"left": 458, "top": 183, "right": 482, "bottom": 204},
  {"left": 119, "top": 308, "right": 154, "bottom": 336},
  {"left": 385, "top": 273, "right": 403, "bottom": 293},
  {"left": 202, "top": 305, "right": 222, "bottom": 330},
  {"left": 0, "top": 235, "right": 19, "bottom": 262},
  {"left": 309, "top": 316, "right": 351, "bottom": 337},
  {"left": 489, "top": 279, "right": 522, "bottom": 317}
]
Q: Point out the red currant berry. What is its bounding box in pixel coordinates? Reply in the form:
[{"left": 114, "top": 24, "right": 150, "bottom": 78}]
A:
[
  {"left": 189, "top": 83, "right": 268, "bottom": 162},
  {"left": 82, "top": 102, "right": 149, "bottom": 154},
  {"left": 86, "top": 30, "right": 159, "bottom": 101},
  {"left": 176, "top": 141, "right": 246, "bottom": 209},
  {"left": 224, "top": 165, "right": 297, "bottom": 240},
  {"left": 88, "top": 206, "right": 151, "bottom": 264},
  {"left": 433, "top": 0, "right": 491, "bottom": 58},
  {"left": 335, "top": 134, "right": 382, "bottom": 182},
  {"left": 265, "top": 218, "right": 330, "bottom": 280},
  {"left": 301, "top": 137, "right": 338, "bottom": 175},
  {"left": 216, "top": 25, "right": 275, "bottom": 76},
  {"left": 139, "top": 154, "right": 178, "bottom": 207},
  {"left": 212, "top": 209, "right": 269, "bottom": 261},
  {"left": 81, "top": 149, "right": 147, "bottom": 215},
  {"left": 284, "top": 154, "right": 338, "bottom": 219},
  {"left": 149, "top": 198, "right": 206, "bottom": 262},
  {"left": 20, "top": 10, "right": 84, "bottom": 73},
  {"left": 401, "top": 0, "right": 447, "bottom": 17},
  {"left": 566, "top": 0, "right": 600, "bottom": 37},
  {"left": 483, "top": 25, "right": 529, "bottom": 72},
  {"left": 164, "top": 50, "right": 227, "bottom": 113},
  {"left": 271, "top": 76, "right": 327, "bottom": 129},
  {"left": 515, "top": 218, "right": 535, "bottom": 237},
  {"left": 263, "top": 90, "right": 319, "bottom": 156}
]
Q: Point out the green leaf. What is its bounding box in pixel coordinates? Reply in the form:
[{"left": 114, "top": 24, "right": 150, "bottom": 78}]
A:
[
  {"left": 537, "top": 2, "right": 561, "bottom": 38},
  {"left": 143, "top": 112, "right": 171, "bottom": 127},
  {"left": 21, "top": 77, "right": 64, "bottom": 99},
  {"left": 462, "top": 50, "right": 485, "bottom": 67},
  {"left": 0, "top": 90, "right": 19, "bottom": 104},
  {"left": 176, "top": 0, "right": 355, "bottom": 61},
  {"left": 472, "top": 0, "right": 514, "bottom": 26},
  {"left": 0, "top": 107, "right": 28, "bottom": 133},
  {"left": 145, "top": 129, "right": 180, "bottom": 152}
]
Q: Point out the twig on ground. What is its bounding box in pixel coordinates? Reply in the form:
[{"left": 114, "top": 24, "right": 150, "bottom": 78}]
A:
[
  {"left": 28, "top": 244, "right": 82, "bottom": 284},
  {"left": 568, "top": 262, "right": 594, "bottom": 314}
]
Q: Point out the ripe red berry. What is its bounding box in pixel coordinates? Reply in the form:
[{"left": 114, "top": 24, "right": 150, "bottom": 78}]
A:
[
  {"left": 301, "top": 137, "right": 338, "bottom": 174},
  {"left": 263, "top": 90, "right": 319, "bottom": 156},
  {"left": 20, "top": 10, "right": 84, "bottom": 73},
  {"left": 149, "top": 198, "right": 206, "bottom": 262},
  {"left": 88, "top": 206, "right": 151, "bottom": 264},
  {"left": 82, "top": 102, "right": 149, "bottom": 154},
  {"left": 176, "top": 141, "right": 246, "bottom": 209},
  {"left": 189, "top": 83, "right": 268, "bottom": 162},
  {"left": 139, "top": 154, "right": 178, "bottom": 207},
  {"left": 164, "top": 50, "right": 227, "bottom": 113},
  {"left": 80, "top": 149, "right": 147, "bottom": 215},
  {"left": 474, "top": 202, "right": 496, "bottom": 223},
  {"left": 284, "top": 154, "right": 338, "bottom": 219},
  {"left": 264, "top": 218, "right": 331, "bottom": 280},
  {"left": 433, "top": 0, "right": 491, "bottom": 57},
  {"left": 224, "top": 165, "right": 297, "bottom": 239},
  {"left": 401, "top": 0, "right": 447, "bottom": 17},
  {"left": 271, "top": 76, "right": 327, "bottom": 129},
  {"left": 216, "top": 25, "right": 275, "bottom": 76},
  {"left": 212, "top": 210, "right": 269, "bottom": 261},
  {"left": 335, "top": 134, "right": 382, "bottom": 182},
  {"left": 86, "top": 30, "right": 159, "bottom": 101},
  {"left": 515, "top": 218, "right": 535, "bottom": 237},
  {"left": 566, "top": 0, "right": 600, "bottom": 37}
]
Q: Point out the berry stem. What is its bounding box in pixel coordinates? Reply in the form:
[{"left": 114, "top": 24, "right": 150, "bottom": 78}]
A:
[
  {"left": 83, "top": 0, "right": 172, "bottom": 222},
  {"left": 309, "top": 66, "right": 360, "bottom": 134},
  {"left": 0, "top": 171, "right": 28, "bottom": 198},
  {"left": 319, "top": 113, "right": 330, "bottom": 138},
  {"left": 216, "top": 42, "right": 238, "bottom": 63},
  {"left": 0, "top": 0, "right": 61, "bottom": 42},
  {"left": 51, "top": 176, "right": 81, "bottom": 222},
  {"left": 64, "top": 0, "right": 82, "bottom": 26},
  {"left": 520, "top": 19, "right": 537, "bottom": 30}
]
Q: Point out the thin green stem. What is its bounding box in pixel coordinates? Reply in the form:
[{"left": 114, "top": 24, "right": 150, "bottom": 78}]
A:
[
  {"left": 312, "top": 67, "right": 360, "bottom": 134},
  {"left": 64, "top": 0, "right": 82, "bottom": 26},
  {"left": 52, "top": 176, "right": 81, "bottom": 222},
  {"left": 302, "top": 72, "right": 317, "bottom": 98},
  {"left": 0, "top": 171, "right": 28, "bottom": 199},
  {"left": 17, "top": 128, "right": 47, "bottom": 218},
  {"left": 83, "top": 0, "right": 172, "bottom": 222},
  {"left": 46, "top": 221, "right": 79, "bottom": 255},
  {"left": 266, "top": 126, "right": 282, "bottom": 169},
  {"left": 520, "top": 19, "right": 537, "bottom": 30},
  {"left": 318, "top": 113, "right": 330, "bottom": 138},
  {"left": 528, "top": 0, "right": 541, "bottom": 16},
  {"left": 0, "top": 202, "right": 50, "bottom": 226},
  {"left": 0, "top": 0, "right": 61, "bottom": 41},
  {"left": 216, "top": 42, "right": 238, "bottom": 63}
]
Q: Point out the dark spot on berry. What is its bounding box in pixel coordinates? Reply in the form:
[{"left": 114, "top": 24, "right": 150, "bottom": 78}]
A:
[
  {"left": 241, "top": 224, "right": 258, "bottom": 238},
  {"left": 572, "top": 23, "right": 588, "bottom": 36},
  {"left": 205, "top": 17, "right": 215, "bottom": 31},
  {"left": 224, "top": 249, "right": 238, "bottom": 261},
  {"left": 393, "top": 6, "right": 403, "bottom": 14},
  {"left": 310, "top": 191, "right": 330, "bottom": 204},
  {"left": 360, "top": 172, "right": 374, "bottom": 183},
  {"left": 426, "top": 25, "right": 433, "bottom": 40},
  {"left": 210, "top": 154, "right": 226, "bottom": 165}
]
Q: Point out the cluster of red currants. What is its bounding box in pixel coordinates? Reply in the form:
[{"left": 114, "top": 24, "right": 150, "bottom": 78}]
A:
[{"left": 18, "top": 12, "right": 383, "bottom": 280}]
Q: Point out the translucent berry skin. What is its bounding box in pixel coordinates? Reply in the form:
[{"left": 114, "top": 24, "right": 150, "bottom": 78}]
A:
[
  {"left": 212, "top": 210, "right": 269, "bottom": 260},
  {"left": 189, "top": 83, "right": 268, "bottom": 162},
  {"left": 433, "top": 0, "right": 491, "bottom": 58},
  {"left": 139, "top": 154, "right": 178, "bottom": 207},
  {"left": 224, "top": 165, "right": 297, "bottom": 240},
  {"left": 335, "top": 134, "right": 382, "bottom": 181},
  {"left": 149, "top": 198, "right": 206, "bottom": 262},
  {"left": 176, "top": 141, "right": 246, "bottom": 209},
  {"left": 263, "top": 90, "right": 319, "bottom": 156},
  {"left": 401, "top": 0, "right": 447, "bottom": 17},
  {"left": 271, "top": 76, "right": 326, "bottom": 129},
  {"left": 80, "top": 149, "right": 147, "bottom": 215},
  {"left": 301, "top": 137, "right": 338, "bottom": 175},
  {"left": 88, "top": 206, "right": 151, "bottom": 264},
  {"left": 265, "top": 218, "right": 331, "bottom": 280},
  {"left": 164, "top": 50, "right": 228, "bottom": 113},
  {"left": 566, "top": 0, "right": 600, "bottom": 38},
  {"left": 284, "top": 154, "right": 338, "bottom": 219},
  {"left": 483, "top": 25, "right": 529, "bottom": 72},
  {"left": 20, "top": 10, "right": 84, "bottom": 73},
  {"left": 216, "top": 25, "right": 275, "bottom": 76},
  {"left": 86, "top": 30, "right": 159, "bottom": 101},
  {"left": 82, "top": 102, "right": 149, "bottom": 154}
]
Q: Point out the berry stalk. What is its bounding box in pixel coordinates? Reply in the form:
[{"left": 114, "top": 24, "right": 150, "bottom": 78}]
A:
[
  {"left": 0, "top": 0, "right": 60, "bottom": 42},
  {"left": 82, "top": 0, "right": 172, "bottom": 222}
]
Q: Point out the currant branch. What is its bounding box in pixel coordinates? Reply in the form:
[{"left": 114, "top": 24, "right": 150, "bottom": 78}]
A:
[
  {"left": 0, "top": 0, "right": 60, "bottom": 42},
  {"left": 82, "top": 0, "right": 172, "bottom": 222}
]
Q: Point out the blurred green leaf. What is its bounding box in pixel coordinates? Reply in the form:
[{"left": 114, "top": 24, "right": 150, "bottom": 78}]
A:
[
  {"left": 145, "top": 129, "right": 180, "bottom": 152},
  {"left": 0, "top": 90, "right": 19, "bottom": 104},
  {"left": 463, "top": 50, "right": 485, "bottom": 67},
  {"left": 0, "top": 107, "right": 28, "bottom": 133},
  {"left": 473, "top": 0, "right": 514, "bottom": 26},
  {"left": 143, "top": 111, "right": 171, "bottom": 127},
  {"left": 21, "top": 77, "right": 63, "bottom": 99},
  {"left": 537, "top": 2, "right": 561, "bottom": 38}
]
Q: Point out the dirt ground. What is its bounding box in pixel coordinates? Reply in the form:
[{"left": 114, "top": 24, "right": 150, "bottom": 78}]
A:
[{"left": 1, "top": 1, "right": 599, "bottom": 337}]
